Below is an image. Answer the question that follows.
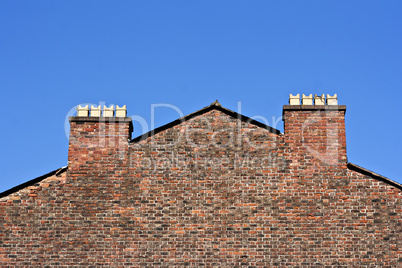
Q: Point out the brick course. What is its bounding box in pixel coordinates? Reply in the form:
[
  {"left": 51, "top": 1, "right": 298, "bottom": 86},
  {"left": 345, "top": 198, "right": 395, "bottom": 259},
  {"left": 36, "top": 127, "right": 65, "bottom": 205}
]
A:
[{"left": 0, "top": 103, "right": 401, "bottom": 266}]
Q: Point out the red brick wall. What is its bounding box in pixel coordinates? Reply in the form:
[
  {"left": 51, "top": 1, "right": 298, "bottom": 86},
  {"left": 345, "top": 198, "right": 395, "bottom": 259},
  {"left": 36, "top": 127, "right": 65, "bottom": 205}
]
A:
[
  {"left": 68, "top": 117, "right": 132, "bottom": 175},
  {"left": 0, "top": 107, "right": 401, "bottom": 266},
  {"left": 283, "top": 105, "right": 347, "bottom": 168}
]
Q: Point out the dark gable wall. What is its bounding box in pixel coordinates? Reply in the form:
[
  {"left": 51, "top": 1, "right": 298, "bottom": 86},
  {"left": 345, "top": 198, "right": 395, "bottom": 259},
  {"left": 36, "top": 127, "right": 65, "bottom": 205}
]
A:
[{"left": 0, "top": 108, "right": 401, "bottom": 266}]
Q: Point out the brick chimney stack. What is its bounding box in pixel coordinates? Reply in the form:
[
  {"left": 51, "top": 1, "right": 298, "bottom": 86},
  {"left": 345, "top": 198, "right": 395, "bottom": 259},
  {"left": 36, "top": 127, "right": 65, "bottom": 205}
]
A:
[
  {"left": 67, "top": 105, "right": 133, "bottom": 176},
  {"left": 282, "top": 94, "right": 347, "bottom": 169}
]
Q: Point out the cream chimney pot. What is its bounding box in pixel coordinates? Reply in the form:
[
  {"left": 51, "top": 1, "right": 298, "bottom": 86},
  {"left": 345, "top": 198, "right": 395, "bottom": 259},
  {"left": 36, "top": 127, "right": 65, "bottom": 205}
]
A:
[
  {"left": 90, "top": 105, "right": 102, "bottom": 117},
  {"left": 289, "top": 94, "right": 300, "bottom": 105},
  {"left": 302, "top": 94, "right": 313, "bottom": 105},
  {"left": 77, "top": 105, "right": 89, "bottom": 117},
  {"left": 314, "top": 94, "right": 325, "bottom": 105},
  {"left": 327, "top": 94, "right": 338, "bottom": 105},
  {"left": 116, "top": 105, "right": 127, "bottom": 117},
  {"left": 103, "top": 105, "right": 115, "bottom": 117}
]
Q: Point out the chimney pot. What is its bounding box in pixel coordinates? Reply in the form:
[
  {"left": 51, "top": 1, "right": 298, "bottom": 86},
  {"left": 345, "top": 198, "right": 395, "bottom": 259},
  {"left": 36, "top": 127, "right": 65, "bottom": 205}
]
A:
[
  {"left": 302, "top": 94, "right": 313, "bottom": 105},
  {"left": 289, "top": 94, "right": 300, "bottom": 105},
  {"left": 77, "top": 105, "right": 89, "bottom": 117},
  {"left": 103, "top": 105, "right": 115, "bottom": 117},
  {"left": 327, "top": 94, "right": 338, "bottom": 105},
  {"left": 90, "top": 105, "right": 102, "bottom": 117},
  {"left": 116, "top": 105, "right": 127, "bottom": 117},
  {"left": 314, "top": 94, "right": 325, "bottom": 105}
]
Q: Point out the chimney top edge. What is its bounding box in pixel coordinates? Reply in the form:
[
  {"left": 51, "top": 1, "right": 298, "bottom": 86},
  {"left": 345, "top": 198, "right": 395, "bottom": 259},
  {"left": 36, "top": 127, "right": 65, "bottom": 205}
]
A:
[
  {"left": 283, "top": 105, "right": 346, "bottom": 111},
  {"left": 69, "top": 116, "right": 132, "bottom": 123}
]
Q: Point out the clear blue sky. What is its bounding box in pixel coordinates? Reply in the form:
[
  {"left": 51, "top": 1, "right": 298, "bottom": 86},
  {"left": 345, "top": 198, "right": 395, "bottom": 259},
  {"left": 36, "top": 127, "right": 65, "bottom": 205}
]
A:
[{"left": 1, "top": 1, "right": 401, "bottom": 192}]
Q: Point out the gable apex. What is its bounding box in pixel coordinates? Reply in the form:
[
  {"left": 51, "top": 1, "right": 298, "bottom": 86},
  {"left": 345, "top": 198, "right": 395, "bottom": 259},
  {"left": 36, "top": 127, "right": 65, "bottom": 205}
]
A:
[{"left": 130, "top": 101, "right": 281, "bottom": 143}]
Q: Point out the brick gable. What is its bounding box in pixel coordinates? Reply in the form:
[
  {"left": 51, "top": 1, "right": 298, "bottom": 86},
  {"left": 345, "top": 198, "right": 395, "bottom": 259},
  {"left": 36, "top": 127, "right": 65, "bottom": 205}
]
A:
[{"left": 1, "top": 99, "right": 401, "bottom": 266}]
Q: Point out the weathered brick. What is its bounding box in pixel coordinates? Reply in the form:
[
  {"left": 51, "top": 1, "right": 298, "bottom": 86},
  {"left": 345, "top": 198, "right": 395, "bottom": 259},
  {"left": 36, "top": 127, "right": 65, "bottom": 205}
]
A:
[{"left": 0, "top": 103, "right": 400, "bottom": 266}]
